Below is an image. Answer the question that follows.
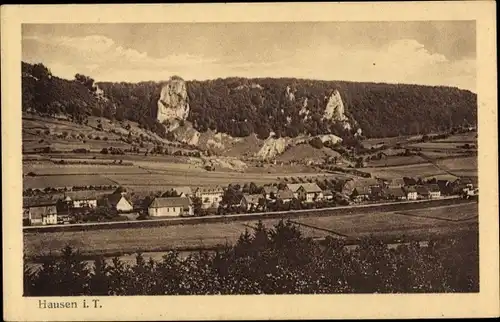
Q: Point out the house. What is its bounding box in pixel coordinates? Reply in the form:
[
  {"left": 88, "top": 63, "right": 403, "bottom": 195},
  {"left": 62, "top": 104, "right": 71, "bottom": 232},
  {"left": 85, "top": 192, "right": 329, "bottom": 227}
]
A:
[
  {"left": 415, "top": 185, "right": 430, "bottom": 199},
  {"left": 297, "top": 183, "right": 323, "bottom": 202},
  {"left": 63, "top": 191, "right": 98, "bottom": 209},
  {"left": 23, "top": 201, "right": 58, "bottom": 226},
  {"left": 322, "top": 190, "right": 334, "bottom": 201},
  {"left": 105, "top": 193, "right": 134, "bottom": 212},
  {"left": 194, "top": 186, "right": 224, "bottom": 209},
  {"left": 276, "top": 189, "right": 294, "bottom": 203},
  {"left": 384, "top": 187, "right": 406, "bottom": 200},
  {"left": 351, "top": 186, "right": 371, "bottom": 202},
  {"left": 341, "top": 178, "right": 380, "bottom": 196},
  {"left": 286, "top": 183, "right": 303, "bottom": 199},
  {"left": 148, "top": 197, "right": 193, "bottom": 217},
  {"left": 426, "top": 184, "right": 441, "bottom": 199},
  {"left": 173, "top": 186, "right": 193, "bottom": 197},
  {"left": 240, "top": 194, "right": 264, "bottom": 211},
  {"left": 403, "top": 186, "right": 418, "bottom": 200},
  {"left": 262, "top": 185, "right": 278, "bottom": 200}
]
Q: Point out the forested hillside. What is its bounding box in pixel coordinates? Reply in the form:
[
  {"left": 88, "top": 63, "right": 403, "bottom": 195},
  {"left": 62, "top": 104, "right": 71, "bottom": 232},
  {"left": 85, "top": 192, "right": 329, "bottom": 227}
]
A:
[{"left": 22, "top": 61, "right": 477, "bottom": 140}]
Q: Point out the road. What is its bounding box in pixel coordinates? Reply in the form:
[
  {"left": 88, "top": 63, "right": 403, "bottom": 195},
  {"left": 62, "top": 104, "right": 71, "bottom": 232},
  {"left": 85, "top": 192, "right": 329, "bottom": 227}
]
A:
[{"left": 24, "top": 195, "right": 467, "bottom": 232}]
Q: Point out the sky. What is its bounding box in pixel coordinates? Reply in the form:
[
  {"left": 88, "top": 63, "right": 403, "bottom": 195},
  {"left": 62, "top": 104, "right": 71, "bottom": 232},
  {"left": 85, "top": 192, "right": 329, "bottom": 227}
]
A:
[{"left": 22, "top": 22, "right": 476, "bottom": 92}]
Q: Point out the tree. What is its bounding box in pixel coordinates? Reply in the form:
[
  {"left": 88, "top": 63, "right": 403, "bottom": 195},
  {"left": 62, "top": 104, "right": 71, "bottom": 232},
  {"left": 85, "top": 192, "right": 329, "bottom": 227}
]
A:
[{"left": 309, "top": 137, "right": 324, "bottom": 149}]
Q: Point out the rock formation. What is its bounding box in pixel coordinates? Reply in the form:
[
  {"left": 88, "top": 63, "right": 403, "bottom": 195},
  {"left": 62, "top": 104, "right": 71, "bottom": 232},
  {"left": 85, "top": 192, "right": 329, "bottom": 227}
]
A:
[
  {"left": 323, "top": 89, "right": 352, "bottom": 130},
  {"left": 285, "top": 85, "right": 295, "bottom": 101},
  {"left": 157, "top": 77, "right": 190, "bottom": 124}
]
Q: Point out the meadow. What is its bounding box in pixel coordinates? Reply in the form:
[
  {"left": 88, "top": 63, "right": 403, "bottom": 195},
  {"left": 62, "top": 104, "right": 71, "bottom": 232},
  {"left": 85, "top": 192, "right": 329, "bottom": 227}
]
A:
[
  {"left": 365, "top": 155, "right": 427, "bottom": 167},
  {"left": 23, "top": 202, "right": 478, "bottom": 259},
  {"left": 24, "top": 175, "right": 116, "bottom": 189},
  {"left": 397, "top": 203, "right": 478, "bottom": 221},
  {"left": 362, "top": 163, "right": 447, "bottom": 179}
]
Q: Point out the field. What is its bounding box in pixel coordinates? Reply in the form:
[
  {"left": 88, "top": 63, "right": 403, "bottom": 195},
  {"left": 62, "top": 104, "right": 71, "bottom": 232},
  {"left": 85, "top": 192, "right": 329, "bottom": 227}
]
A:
[
  {"left": 397, "top": 203, "right": 478, "bottom": 221},
  {"left": 434, "top": 132, "right": 477, "bottom": 143},
  {"left": 24, "top": 175, "right": 116, "bottom": 189},
  {"left": 23, "top": 163, "right": 149, "bottom": 176},
  {"left": 365, "top": 155, "right": 426, "bottom": 167},
  {"left": 24, "top": 202, "right": 478, "bottom": 259},
  {"left": 435, "top": 156, "right": 478, "bottom": 176},
  {"left": 362, "top": 163, "right": 447, "bottom": 179}
]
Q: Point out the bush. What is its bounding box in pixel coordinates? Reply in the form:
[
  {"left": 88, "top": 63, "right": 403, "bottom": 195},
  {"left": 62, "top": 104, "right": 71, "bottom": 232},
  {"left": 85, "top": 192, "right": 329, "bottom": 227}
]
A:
[
  {"left": 100, "top": 148, "right": 108, "bottom": 154},
  {"left": 309, "top": 137, "right": 324, "bottom": 149}
]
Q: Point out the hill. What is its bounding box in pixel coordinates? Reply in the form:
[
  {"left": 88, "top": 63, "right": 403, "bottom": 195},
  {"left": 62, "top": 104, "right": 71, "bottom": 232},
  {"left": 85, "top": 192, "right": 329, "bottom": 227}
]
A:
[{"left": 22, "top": 61, "right": 477, "bottom": 154}]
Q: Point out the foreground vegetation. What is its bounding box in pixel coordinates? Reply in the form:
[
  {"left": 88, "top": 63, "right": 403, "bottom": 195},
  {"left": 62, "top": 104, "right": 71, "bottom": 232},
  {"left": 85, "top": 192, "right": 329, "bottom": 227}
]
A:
[{"left": 24, "top": 220, "right": 479, "bottom": 295}]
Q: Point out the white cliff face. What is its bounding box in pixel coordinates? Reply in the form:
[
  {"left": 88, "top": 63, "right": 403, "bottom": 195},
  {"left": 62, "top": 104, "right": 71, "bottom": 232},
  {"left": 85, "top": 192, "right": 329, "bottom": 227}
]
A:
[
  {"left": 323, "top": 90, "right": 347, "bottom": 121},
  {"left": 319, "top": 134, "right": 343, "bottom": 144},
  {"left": 285, "top": 85, "right": 295, "bottom": 101},
  {"left": 256, "top": 136, "right": 287, "bottom": 160},
  {"left": 157, "top": 78, "right": 190, "bottom": 123},
  {"left": 323, "top": 89, "right": 353, "bottom": 130}
]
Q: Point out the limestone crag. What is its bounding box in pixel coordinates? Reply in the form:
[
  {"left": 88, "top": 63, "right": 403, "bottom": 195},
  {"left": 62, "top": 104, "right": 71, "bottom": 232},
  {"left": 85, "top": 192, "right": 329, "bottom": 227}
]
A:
[{"left": 157, "top": 77, "right": 190, "bottom": 124}]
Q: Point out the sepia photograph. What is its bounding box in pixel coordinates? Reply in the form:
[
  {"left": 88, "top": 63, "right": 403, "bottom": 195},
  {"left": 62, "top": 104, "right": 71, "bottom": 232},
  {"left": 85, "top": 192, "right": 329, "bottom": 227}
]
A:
[{"left": 2, "top": 2, "right": 498, "bottom": 321}]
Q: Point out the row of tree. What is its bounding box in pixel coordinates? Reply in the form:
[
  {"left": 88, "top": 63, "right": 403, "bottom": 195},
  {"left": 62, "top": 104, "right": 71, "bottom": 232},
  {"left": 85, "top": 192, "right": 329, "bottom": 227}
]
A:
[{"left": 24, "top": 220, "right": 479, "bottom": 295}]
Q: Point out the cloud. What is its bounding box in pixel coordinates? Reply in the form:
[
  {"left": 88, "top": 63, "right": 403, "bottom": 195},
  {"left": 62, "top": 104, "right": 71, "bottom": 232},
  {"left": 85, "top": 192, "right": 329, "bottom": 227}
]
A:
[
  {"left": 22, "top": 34, "right": 475, "bottom": 91},
  {"left": 23, "top": 34, "right": 217, "bottom": 81}
]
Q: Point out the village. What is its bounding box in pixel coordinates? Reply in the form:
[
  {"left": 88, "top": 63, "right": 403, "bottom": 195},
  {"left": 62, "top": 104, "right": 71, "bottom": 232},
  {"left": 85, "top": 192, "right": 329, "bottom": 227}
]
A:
[{"left": 22, "top": 174, "right": 478, "bottom": 226}]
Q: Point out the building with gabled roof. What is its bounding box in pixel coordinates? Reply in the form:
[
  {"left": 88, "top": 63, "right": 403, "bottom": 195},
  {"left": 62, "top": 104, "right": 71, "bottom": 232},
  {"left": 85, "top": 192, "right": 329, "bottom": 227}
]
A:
[
  {"left": 194, "top": 185, "right": 224, "bottom": 209},
  {"left": 403, "top": 186, "right": 418, "bottom": 200},
  {"left": 415, "top": 185, "right": 430, "bottom": 199},
  {"left": 240, "top": 194, "right": 264, "bottom": 211},
  {"left": 276, "top": 189, "right": 294, "bottom": 203},
  {"left": 262, "top": 185, "right": 278, "bottom": 199},
  {"left": 297, "top": 183, "right": 323, "bottom": 202},
  {"left": 426, "top": 184, "right": 441, "bottom": 199},
  {"left": 148, "top": 197, "right": 193, "bottom": 217},
  {"left": 105, "top": 193, "right": 134, "bottom": 212},
  {"left": 173, "top": 186, "right": 193, "bottom": 197},
  {"left": 23, "top": 201, "right": 58, "bottom": 226}
]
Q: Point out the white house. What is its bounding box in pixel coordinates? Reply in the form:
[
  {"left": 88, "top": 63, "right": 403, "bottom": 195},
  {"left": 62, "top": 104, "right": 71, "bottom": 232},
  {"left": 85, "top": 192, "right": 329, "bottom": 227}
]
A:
[
  {"left": 297, "top": 183, "right": 323, "bottom": 203},
  {"left": 404, "top": 186, "right": 418, "bottom": 200},
  {"left": 322, "top": 190, "right": 334, "bottom": 201},
  {"left": 23, "top": 202, "right": 58, "bottom": 226},
  {"left": 63, "top": 192, "right": 98, "bottom": 209},
  {"left": 106, "top": 193, "right": 134, "bottom": 212},
  {"left": 193, "top": 186, "right": 224, "bottom": 209},
  {"left": 148, "top": 197, "right": 193, "bottom": 217},
  {"left": 426, "top": 184, "right": 441, "bottom": 199}
]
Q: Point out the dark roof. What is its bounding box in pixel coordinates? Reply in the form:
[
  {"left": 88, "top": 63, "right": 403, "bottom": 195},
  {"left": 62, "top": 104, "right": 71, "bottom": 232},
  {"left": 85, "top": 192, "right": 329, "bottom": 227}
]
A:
[
  {"left": 195, "top": 186, "right": 224, "bottom": 194},
  {"left": 299, "top": 183, "right": 322, "bottom": 193},
  {"left": 277, "top": 189, "right": 294, "bottom": 199},
  {"left": 385, "top": 187, "right": 405, "bottom": 197},
  {"left": 27, "top": 204, "right": 57, "bottom": 219},
  {"left": 371, "top": 186, "right": 383, "bottom": 194},
  {"left": 64, "top": 190, "right": 100, "bottom": 201},
  {"left": 149, "top": 197, "right": 191, "bottom": 208},
  {"left": 23, "top": 198, "right": 58, "bottom": 208},
  {"left": 404, "top": 186, "right": 417, "bottom": 193},
  {"left": 106, "top": 193, "right": 132, "bottom": 207},
  {"left": 426, "top": 184, "right": 440, "bottom": 192},
  {"left": 286, "top": 183, "right": 303, "bottom": 192},
  {"left": 415, "top": 185, "right": 430, "bottom": 195},
  {"left": 242, "top": 194, "right": 262, "bottom": 204}
]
